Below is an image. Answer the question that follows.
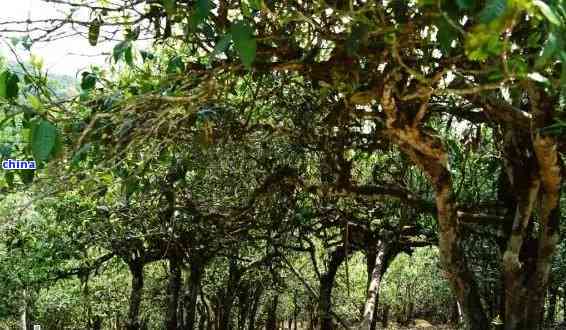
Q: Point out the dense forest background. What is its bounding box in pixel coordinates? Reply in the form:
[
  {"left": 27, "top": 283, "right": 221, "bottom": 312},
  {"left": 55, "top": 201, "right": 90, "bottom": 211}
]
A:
[{"left": 1, "top": 0, "right": 566, "bottom": 329}]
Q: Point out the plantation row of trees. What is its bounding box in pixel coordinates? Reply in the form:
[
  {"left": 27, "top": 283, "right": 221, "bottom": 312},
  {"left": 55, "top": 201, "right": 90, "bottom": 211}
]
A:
[{"left": 1, "top": 0, "right": 566, "bottom": 329}]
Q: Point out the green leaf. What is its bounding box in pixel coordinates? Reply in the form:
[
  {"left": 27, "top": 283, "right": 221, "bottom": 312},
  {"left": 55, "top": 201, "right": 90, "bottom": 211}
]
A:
[
  {"left": 126, "top": 26, "right": 141, "bottom": 41},
  {"left": 88, "top": 18, "right": 101, "bottom": 46},
  {"left": 17, "top": 169, "right": 34, "bottom": 184},
  {"left": 0, "top": 71, "right": 7, "bottom": 100},
  {"left": 166, "top": 56, "right": 185, "bottom": 73},
  {"left": 71, "top": 143, "right": 91, "bottom": 167},
  {"left": 456, "top": 0, "right": 474, "bottom": 10},
  {"left": 346, "top": 23, "right": 369, "bottom": 56},
  {"left": 437, "top": 18, "right": 457, "bottom": 54},
  {"left": 478, "top": 0, "right": 507, "bottom": 23},
  {"left": 527, "top": 32, "right": 542, "bottom": 48},
  {"left": 22, "top": 36, "right": 33, "bottom": 51},
  {"left": 536, "top": 33, "right": 559, "bottom": 68},
  {"left": 527, "top": 72, "right": 550, "bottom": 84},
  {"left": 124, "top": 44, "right": 134, "bottom": 66},
  {"left": 0, "top": 70, "right": 20, "bottom": 101},
  {"left": 212, "top": 34, "right": 232, "bottom": 58},
  {"left": 533, "top": 1, "right": 561, "bottom": 26},
  {"left": 189, "top": 0, "right": 212, "bottom": 28},
  {"left": 249, "top": 0, "right": 262, "bottom": 10},
  {"left": 124, "top": 176, "right": 138, "bottom": 198},
  {"left": 80, "top": 72, "right": 97, "bottom": 91},
  {"left": 0, "top": 144, "right": 11, "bottom": 157},
  {"left": 231, "top": 21, "right": 256, "bottom": 69},
  {"left": 51, "top": 128, "right": 63, "bottom": 157},
  {"left": 5, "top": 171, "right": 14, "bottom": 187},
  {"left": 539, "top": 121, "right": 566, "bottom": 135},
  {"left": 113, "top": 40, "right": 131, "bottom": 63},
  {"left": 140, "top": 50, "right": 155, "bottom": 62},
  {"left": 27, "top": 95, "right": 42, "bottom": 110},
  {"left": 31, "top": 119, "right": 57, "bottom": 162},
  {"left": 196, "top": 0, "right": 212, "bottom": 19},
  {"left": 559, "top": 52, "right": 566, "bottom": 111},
  {"left": 161, "top": 0, "right": 176, "bottom": 15}
]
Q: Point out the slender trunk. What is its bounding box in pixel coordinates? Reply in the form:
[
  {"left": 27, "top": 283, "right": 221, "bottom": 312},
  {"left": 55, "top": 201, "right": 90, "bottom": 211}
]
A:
[
  {"left": 309, "top": 301, "right": 317, "bottom": 330},
  {"left": 359, "top": 239, "right": 387, "bottom": 329},
  {"left": 319, "top": 246, "right": 346, "bottom": 330},
  {"left": 183, "top": 261, "right": 203, "bottom": 330},
  {"left": 247, "top": 285, "right": 263, "bottom": 330},
  {"left": 450, "top": 301, "right": 459, "bottom": 324},
  {"left": 126, "top": 262, "right": 144, "bottom": 330},
  {"left": 197, "top": 302, "right": 206, "bottom": 330},
  {"left": 369, "top": 301, "right": 378, "bottom": 330},
  {"left": 92, "top": 316, "right": 102, "bottom": 330},
  {"left": 219, "top": 259, "right": 241, "bottom": 330},
  {"left": 381, "top": 304, "right": 389, "bottom": 329},
  {"left": 21, "top": 289, "right": 27, "bottom": 330},
  {"left": 546, "top": 286, "right": 558, "bottom": 326},
  {"left": 200, "top": 293, "right": 213, "bottom": 330},
  {"left": 266, "top": 295, "right": 279, "bottom": 330},
  {"left": 237, "top": 283, "right": 250, "bottom": 330},
  {"left": 292, "top": 292, "right": 299, "bottom": 330},
  {"left": 166, "top": 258, "right": 182, "bottom": 330},
  {"left": 456, "top": 301, "right": 464, "bottom": 324},
  {"left": 501, "top": 166, "right": 540, "bottom": 330}
]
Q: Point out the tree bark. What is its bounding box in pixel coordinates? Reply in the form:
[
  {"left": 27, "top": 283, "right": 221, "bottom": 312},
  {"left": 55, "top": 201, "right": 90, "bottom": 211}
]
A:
[
  {"left": 319, "top": 246, "right": 346, "bottom": 330},
  {"left": 499, "top": 114, "right": 562, "bottom": 329},
  {"left": 359, "top": 239, "right": 387, "bottom": 329},
  {"left": 381, "top": 304, "right": 389, "bottom": 329},
  {"left": 380, "top": 76, "right": 488, "bottom": 329},
  {"left": 546, "top": 286, "right": 558, "bottom": 326},
  {"left": 525, "top": 133, "right": 562, "bottom": 329},
  {"left": 247, "top": 285, "right": 263, "bottom": 330},
  {"left": 197, "top": 302, "right": 207, "bottom": 330},
  {"left": 182, "top": 260, "right": 204, "bottom": 330},
  {"left": 166, "top": 257, "right": 182, "bottom": 330},
  {"left": 126, "top": 261, "right": 144, "bottom": 330},
  {"left": 266, "top": 295, "right": 279, "bottom": 330},
  {"left": 219, "top": 259, "right": 242, "bottom": 330},
  {"left": 292, "top": 291, "right": 299, "bottom": 330},
  {"left": 20, "top": 289, "right": 27, "bottom": 330},
  {"left": 236, "top": 283, "right": 251, "bottom": 330}
]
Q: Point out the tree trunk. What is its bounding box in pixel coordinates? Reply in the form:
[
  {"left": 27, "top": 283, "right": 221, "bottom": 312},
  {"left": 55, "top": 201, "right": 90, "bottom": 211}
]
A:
[
  {"left": 359, "top": 239, "right": 387, "bottom": 329},
  {"left": 266, "top": 295, "right": 279, "bottom": 330},
  {"left": 219, "top": 259, "right": 242, "bottom": 330},
  {"left": 380, "top": 76, "right": 489, "bottom": 329},
  {"left": 126, "top": 262, "right": 144, "bottom": 330},
  {"left": 201, "top": 293, "right": 213, "bottom": 330},
  {"left": 500, "top": 124, "right": 562, "bottom": 329},
  {"left": 21, "top": 289, "right": 27, "bottom": 330},
  {"left": 166, "top": 258, "right": 182, "bottom": 330},
  {"left": 319, "top": 246, "right": 346, "bottom": 330},
  {"left": 237, "top": 283, "right": 251, "bottom": 330},
  {"left": 182, "top": 261, "right": 203, "bottom": 330},
  {"left": 197, "top": 302, "right": 207, "bottom": 330},
  {"left": 546, "top": 286, "right": 558, "bottom": 326},
  {"left": 382, "top": 304, "right": 389, "bottom": 329},
  {"left": 292, "top": 292, "right": 299, "bottom": 330},
  {"left": 247, "top": 285, "right": 263, "bottom": 330}
]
